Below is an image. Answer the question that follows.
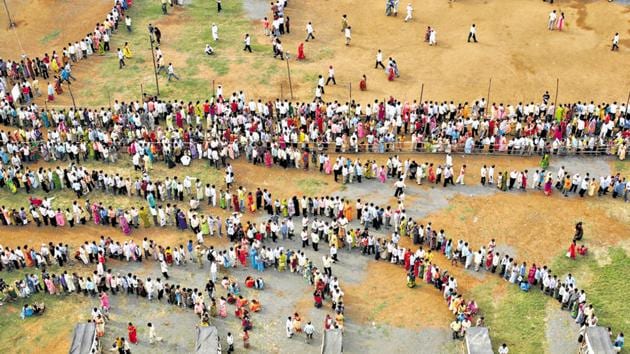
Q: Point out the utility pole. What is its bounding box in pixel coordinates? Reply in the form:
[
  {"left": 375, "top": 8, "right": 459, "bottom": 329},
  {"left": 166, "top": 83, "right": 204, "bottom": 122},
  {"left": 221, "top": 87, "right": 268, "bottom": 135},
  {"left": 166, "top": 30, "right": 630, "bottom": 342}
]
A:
[
  {"left": 67, "top": 82, "right": 77, "bottom": 111},
  {"left": 2, "top": 0, "right": 16, "bottom": 28},
  {"left": 419, "top": 82, "right": 424, "bottom": 103},
  {"left": 486, "top": 78, "right": 492, "bottom": 116},
  {"left": 285, "top": 52, "right": 294, "bottom": 100},
  {"left": 149, "top": 34, "right": 160, "bottom": 95}
]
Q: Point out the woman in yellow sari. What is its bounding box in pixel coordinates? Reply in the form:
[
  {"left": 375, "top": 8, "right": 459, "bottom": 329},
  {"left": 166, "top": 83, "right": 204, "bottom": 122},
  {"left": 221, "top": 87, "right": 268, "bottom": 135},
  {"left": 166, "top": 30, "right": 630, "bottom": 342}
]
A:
[{"left": 123, "top": 42, "right": 133, "bottom": 58}]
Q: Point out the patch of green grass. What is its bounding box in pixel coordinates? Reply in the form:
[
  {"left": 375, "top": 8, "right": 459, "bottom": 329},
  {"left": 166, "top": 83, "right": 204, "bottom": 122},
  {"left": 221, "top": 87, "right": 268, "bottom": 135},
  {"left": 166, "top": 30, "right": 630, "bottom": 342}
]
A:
[
  {"left": 471, "top": 279, "right": 549, "bottom": 353},
  {"left": 296, "top": 178, "right": 328, "bottom": 195},
  {"left": 40, "top": 30, "right": 61, "bottom": 44}
]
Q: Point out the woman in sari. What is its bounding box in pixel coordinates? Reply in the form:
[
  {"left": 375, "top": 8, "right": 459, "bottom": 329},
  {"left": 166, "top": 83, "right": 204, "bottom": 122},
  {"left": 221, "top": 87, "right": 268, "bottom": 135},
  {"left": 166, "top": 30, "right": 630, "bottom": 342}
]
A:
[
  {"left": 95, "top": 315, "right": 105, "bottom": 337},
  {"left": 219, "top": 297, "right": 228, "bottom": 318},
  {"left": 543, "top": 174, "right": 553, "bottom": 196},
  {"left": 128, "top": 322, "right": 138, "bottom": 344},
  {"left": 567, "top": 240, "right": 577, "bottom": 260},
  {"left": 359, "top": 74, "right": 367, "bottom": 91},
  {"left": 55, "top": 209, "right": 66, "bottom": 226},
  {"left": 297, "top": 43, "right": 305, "bottom": 60},
  {"left": 264, "top": 150, "right": 273, "bottom": 167},
  {"left": 120, "top": 213, "right": 132, "bottom": 235},
  {"left": 54, "top": 76, "right": 63, "bottom": 95},
  {"left": 324, "top": 158, "right": 332, "bottom": 174},
  {"left": 232, "top": 194, "right": 240, "bottom": 212},
  {"left": 556, "top": 12, "right": 565, "bottom": 31},
  {"left": 100, "top": 291, "right": 110, "bottom": 311},
  {"left": 123, "top": 42, "right": 133, "bottom": 58},
  {"left": 378, "top": 166, "right": 386, "bottom": 183}
]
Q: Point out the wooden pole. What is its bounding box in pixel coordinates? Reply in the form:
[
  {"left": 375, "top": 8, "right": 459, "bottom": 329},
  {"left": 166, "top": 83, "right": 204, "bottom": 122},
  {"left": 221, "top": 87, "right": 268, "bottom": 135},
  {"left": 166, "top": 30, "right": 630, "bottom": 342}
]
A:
[
  {"left": 349, "top": 82, "right": 352, "bottom": 100},
  {"left": 419, "top": 82, "right": 424, "bottom": 103},
  {"left": 140, "top": 83, "right": 144, "bottom": 101},
  {"left": 2, "top": 0, "right": 16, "bottom": 28},
  {"left": 285, "top": 52, "right": 294, "bottom": 100},
  {"left": 486, "top": 78, "right": 492, "bottom": 109},
  {"left": 212, "top": 79, "right": 215, "bottom": 98},
  {"left": 149, "top": 35, "right": 160, "bottom": 95},
  {"left": 107, "top": 90, "right": 112, "bottom": 110}
]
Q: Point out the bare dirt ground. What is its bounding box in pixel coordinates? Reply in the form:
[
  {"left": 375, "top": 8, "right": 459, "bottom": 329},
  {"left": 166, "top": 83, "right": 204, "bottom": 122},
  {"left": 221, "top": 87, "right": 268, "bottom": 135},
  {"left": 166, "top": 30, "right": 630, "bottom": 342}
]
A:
[
  {"left": 4, "top": 0, "right": 629, "bottom": 106},
  {"left": 0, "top": 0, "right": 112, "bottom": 59}
]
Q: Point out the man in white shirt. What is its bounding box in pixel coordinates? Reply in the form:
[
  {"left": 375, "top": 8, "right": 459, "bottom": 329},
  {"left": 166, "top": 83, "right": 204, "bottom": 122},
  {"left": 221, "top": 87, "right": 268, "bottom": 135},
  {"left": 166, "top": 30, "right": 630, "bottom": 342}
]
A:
[
  {"left": 468, "top": 24, "right": 477, "bottom": 43},
  {"left": 344, "top": 26, "right": 352, "bottom": 46},
  {"left": 612, "top": 32, "right": 619, "bottom": 51},
  {"left": 243, "top": 34, "right": 252, "bottom": 52},
  {"left": 404, "top": 3, "right": 413, "bottom": 22},
  {"left": 375, "top": 49, "right": 385, "bottom": 69},
  {"left": 306, "top": 21, "right": 315, "bottom": 41},
  {"left": 548, "top": 10, "right": 557, "bottom": 30},
  {"left": 326, "top": 65, "right": 336, "bottom": 85},
  {"left": 212, "top": 23, "right": 219, "bottom": 41}
]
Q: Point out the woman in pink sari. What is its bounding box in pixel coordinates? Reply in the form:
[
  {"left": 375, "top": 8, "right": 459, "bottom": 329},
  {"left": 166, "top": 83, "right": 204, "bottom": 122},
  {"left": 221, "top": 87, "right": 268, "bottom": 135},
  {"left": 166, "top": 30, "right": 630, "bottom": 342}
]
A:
[
  {"left": 378, "top": 166, "right": 386, "bottom": 183},
  {"left": 264, "top": 150, "right": 272, "bottom": 167},
  {"left": 219, "top": 297, "right": 228, "bottom": 318},
  {"left": 544, "top": 176, "right": 553, "bottom": 196},
  {"left": 44, "top": 277, "right": 57, "bottom": 294},
  {"left": 55, "top": 209, "right": 66, "bottom": 227},
  {"left": 357, "top": 122, "right": 365, "bottom": 139},
  {"left": 324, "top": 159, "right": 332, "bottom": 174},
  {"left": 92, "top": 203, "right": 101, "bottom": 224},
  {"left": 557, "top": 12, "right": 565, "bottom": 31},
  {"left": 120, "top": 214, "right": 131, "bottom": 235},
  {"left": 100, "top": 292, "right": 110, "bottom": 311}
]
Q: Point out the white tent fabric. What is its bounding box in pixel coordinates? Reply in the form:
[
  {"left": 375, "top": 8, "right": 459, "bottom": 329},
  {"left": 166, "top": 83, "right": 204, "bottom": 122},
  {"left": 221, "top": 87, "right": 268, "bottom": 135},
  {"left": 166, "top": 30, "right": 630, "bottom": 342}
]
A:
[
  {"left": 465, "top": 327, "right": 493, "bottom": 354},
  {"left": 321, "top": 328, "right": 343, "bottom": 354}
]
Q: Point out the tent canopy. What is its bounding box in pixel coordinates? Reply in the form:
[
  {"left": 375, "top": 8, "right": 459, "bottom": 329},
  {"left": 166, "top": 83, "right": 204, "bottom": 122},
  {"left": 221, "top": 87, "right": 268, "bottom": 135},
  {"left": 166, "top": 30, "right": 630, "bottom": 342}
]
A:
[
  {"left": 195, "top": 326, "right": 219, "bottom": 354},
  {"left": 465, "top": 327, "right": 493, "bottom": 354},
  {"left": 321, "top": 328, "right": 343, "bottom": 354},
  {"left": 584, "top": 327, "right": 615, "bottom": 354},
  {"left": 68, "top": 322, "right": 96, "bottom": 354}
]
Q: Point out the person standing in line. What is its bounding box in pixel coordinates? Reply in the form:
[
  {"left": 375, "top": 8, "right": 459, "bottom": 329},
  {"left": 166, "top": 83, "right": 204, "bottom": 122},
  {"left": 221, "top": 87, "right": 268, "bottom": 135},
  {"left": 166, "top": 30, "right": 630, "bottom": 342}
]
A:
[
  {"left": 243, "top": 34, "right": 252, "bottom": 52},
  {"left": 404, "top": 3, "right": 413, "bottom": 22},
  {"left": 306, "top": 21, "right": 315, "bottom": 41},
  {"left": 548, "top": 10, "right": 557, "bottom": 30},
  {"left": 375, "top": 49, "right": 385, "bottom": 69},
  {"left": 345, "top": 26, "right": 352, "bottom": 46},
  {"left": 612, "top": 32, "right": 620, "bottom": 51},
  {"left": 117, "top": 48, "right": 125, "bottom": 69},
  {"left": 212, "top": 23, "right": 219, "bottom": 41},
  {"left": 167, "top": 63, "right": 180, "bottom": 81},
  {"left": 326, "top": 65, "right": 336, "bottom": 85},
  {"left": 468, "top": 24, "right": 477, "bottom": 43}
]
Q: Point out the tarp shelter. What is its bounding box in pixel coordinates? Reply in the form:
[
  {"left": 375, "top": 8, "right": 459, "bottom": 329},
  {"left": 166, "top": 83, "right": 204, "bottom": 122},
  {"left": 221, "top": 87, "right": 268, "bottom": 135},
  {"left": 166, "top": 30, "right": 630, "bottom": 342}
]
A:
[
  {"left": 68, "top": 322, "right": 97, "bottom": 354},
  {"left": 579, "top": 326, "right": 616, "bottom": 354},
  {"left": 195, "top": 326, "right": 219, "bottom": 354},
  {"left": 465, "top": 327, "right": 493, "bottom": 354},
  {"left": 321, "top": 328, "right": 343, "bottom": 354}
]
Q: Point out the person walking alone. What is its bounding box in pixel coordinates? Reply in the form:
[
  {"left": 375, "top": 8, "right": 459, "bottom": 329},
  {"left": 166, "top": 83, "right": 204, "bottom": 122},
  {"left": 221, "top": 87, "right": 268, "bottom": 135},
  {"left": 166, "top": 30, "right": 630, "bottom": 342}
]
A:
[
  {"left": 117, "top": 48, "right": 126, "bottom": 69},
  {"left": 612, "top": 32, "right": 620, "bottom": 51},
  {"left": 306, "top": 22, "right": 315, "bottom": 41},
  {"left": 375, "top": 49, "right": 385, "bottom": 69},
  {"left": 344, "top": 26, "right": 352, "bottom": 46},
  {"left": 326, "top": 65, "right": 336, "bottom": 85},
  {"left": 167, "top": 63, "right": 180, "bottom": 81},
  {"left": 243, "top": 34, "right": 252, "bottom": 52},
  {"left": 468, "top": 24, "right": 477, "bottom": 43},
  {"left": 404, "top": 3, "right": 413, "bottom": 22}
]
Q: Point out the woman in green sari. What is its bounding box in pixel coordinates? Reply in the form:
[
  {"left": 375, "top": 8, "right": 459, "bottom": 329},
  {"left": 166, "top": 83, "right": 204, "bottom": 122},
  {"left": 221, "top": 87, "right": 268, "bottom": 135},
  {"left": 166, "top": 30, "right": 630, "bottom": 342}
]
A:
[
  {"left": 52, "top": 171, "right": 62, "bottom": 190},
  {"left": 219, "top": 192, "right": 227, "bottom": 209},
  {"left": 201, "top": 216, "right": 210, "bottom": 235},
  {"left": 540, "top": 153, "right": 550, "bottom": 169},
  {"left": 139, "top": 207, "right": 151, "bottom": 228}
]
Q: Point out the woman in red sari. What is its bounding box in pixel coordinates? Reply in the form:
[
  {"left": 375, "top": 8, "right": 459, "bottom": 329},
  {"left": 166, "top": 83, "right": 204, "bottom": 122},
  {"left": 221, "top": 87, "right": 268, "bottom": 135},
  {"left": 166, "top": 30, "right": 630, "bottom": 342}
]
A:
[
  {"left": 232, "top": 194, "right": 240, "bottom": 212},
  {"left": 567, "top": 240, "right": 577, "bottom": 260},
  {"left": 388, "top": 67, "right": 395, "bottom": 81},
  {"left": 297, "top": 43, "right": 305, "bottom": 60},
  {"left": 128, "top": 322, "right": 138, "bottom": 344},
  {"left": 527, "top": 264, "right": 536, "bottom": 284},
  {"left": 359, "top": 74, "right": 367, "bottom": 91},
  {"left": 428, "top": 164, "right": 436, "bottom": 183}
]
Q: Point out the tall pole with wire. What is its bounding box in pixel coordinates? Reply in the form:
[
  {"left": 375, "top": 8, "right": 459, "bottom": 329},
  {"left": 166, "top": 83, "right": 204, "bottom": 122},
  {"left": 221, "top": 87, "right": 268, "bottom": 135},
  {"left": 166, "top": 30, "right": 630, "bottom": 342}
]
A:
[
  {"left": 3, "top": 0, "right": 16, "bottom": 28},
  {"left": 285, "top": 52, "right": 294, "bottom": 100},
  {"left": 149, "top": 34, "right": 160, "bottom": 96}
]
